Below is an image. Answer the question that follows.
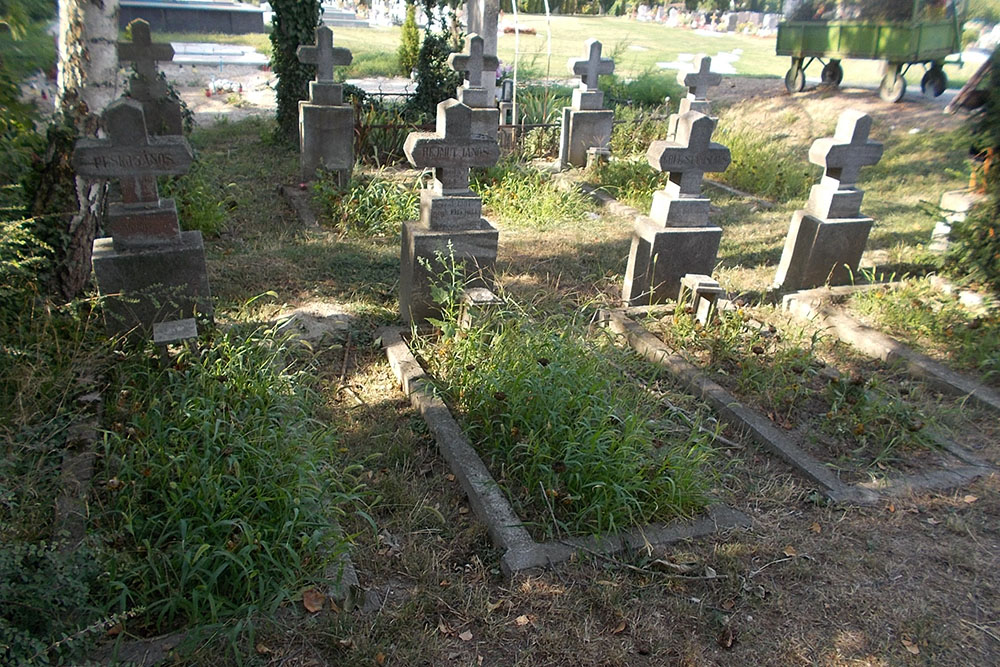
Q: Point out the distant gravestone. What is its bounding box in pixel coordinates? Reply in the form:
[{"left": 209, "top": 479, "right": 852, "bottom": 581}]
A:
[
  {"left": 400, "top": 98, "right": 501, "bottom": 324},
  {"left": 73, "top": 99, "right": 213, "bottom": 334},
  {"left": 677, "top": 56, "right": 721, "bottom": 115},
  {"left": 623, "top": 111, "right": 731, "bottom": 304},
  {"left": 773, "top": 109, "right": 884, "bottom": 291},
  {"left": 118, "top": 19, "right": 184, "bottom": 135},
  {"left": 296, "top": 25, "right": 354, "bottom": 184},
  {"left": 465, "top": 0, "right": 500, "bottom": 103},
  {"left": 559, "top": 39, "right": 615, "bottom": 169}
]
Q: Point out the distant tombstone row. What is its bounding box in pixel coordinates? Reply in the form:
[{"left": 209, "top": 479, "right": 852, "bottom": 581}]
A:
[
  {"left": 297, "top": 25, "right": 355, "bottom": 185},
  {"left": 559, "top": 39, "right": 615, "bottom": 169}
]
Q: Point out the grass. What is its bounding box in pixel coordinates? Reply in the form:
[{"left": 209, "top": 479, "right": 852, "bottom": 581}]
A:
[
  {"left": 591, "top": 157, "right": 669, "bottom": 211},
  {"left": 473, "top": 159, "right": 595, "bottom": 230},
  {"left": 313, "top": 168, "right": 419, "bottom": 238},
  {"left": 414, "top": 299, "right": 717, "bottom": 538},
  {"left": 849, "top": 277, "right": 1000, "bottom": 386}
]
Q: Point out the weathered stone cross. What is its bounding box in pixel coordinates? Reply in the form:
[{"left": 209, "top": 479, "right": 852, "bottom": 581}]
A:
[
  {"left": 680, "top": 56, "right": 721, "bottom": 99},
  {"left": 296, "top": 26, "right": 353, "bottom": 83},
  {"left": 449, "top": 34, "right": 499, "bottom": 89},
  {"left": 404, "top": 99, "right": 500, "bottom": 195},
  {"left": 647, "top": 112, "right": 731, "bottom": 196},
  {"left": 73, "top": 99, "right": 193, "bottom": 205},
  {"left": 118, "top": 19, "right": 174, "bottom": 82},
  {"left": 569, "top": 39, "right": 614, "bottom": 91},
  {"left": 808, "top": 109, "right": 883, "bottom": 188}
]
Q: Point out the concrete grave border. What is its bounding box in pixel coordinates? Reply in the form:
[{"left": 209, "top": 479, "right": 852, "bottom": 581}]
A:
[
  {"left": 379, "top": 326, "right": 750, "bottom": 577},
  {"left": 600, "top": 309, "right": 994, "bottom": 505},
  {"left": 782, "top": 285, "right": 1000, "bottom": 417}
]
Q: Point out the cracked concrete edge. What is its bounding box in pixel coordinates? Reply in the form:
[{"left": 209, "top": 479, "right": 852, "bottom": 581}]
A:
[
  {"left": 861, "top": 465, "right": 995, "bottom": 497},
  {"left": 783, "top": 292, "right": 1000, "bottom": 417},
  {"left": 380, "top": 326, "right": 751, "bottom": 577},
  {"left": 279, "top": 184, "right": 319, "bottom": 227},
  {"left": 599, "top": 309, "right": 874, "bottom": 506}
]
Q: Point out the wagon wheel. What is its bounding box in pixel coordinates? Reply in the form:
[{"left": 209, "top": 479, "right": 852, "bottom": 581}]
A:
[
  {"left": 879, "top": 63, "right": 906, "bottom": 103},
  {"left": 785, "top": 58, "right": 805, "bottom": 94},
  {"left": 821, "top": 60, "right": 843, "bottom": 86},
  {"left": 920, "top": 63, "right": 948, "bottom": 98}
]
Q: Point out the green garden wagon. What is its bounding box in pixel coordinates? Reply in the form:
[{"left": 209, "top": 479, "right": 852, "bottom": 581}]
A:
[{"left": 776, "top": 0, "right": 966, "bottom": 102}]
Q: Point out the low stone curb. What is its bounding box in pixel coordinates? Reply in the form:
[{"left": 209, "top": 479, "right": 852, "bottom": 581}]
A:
[
  {"left": 379, "top": 326, "right": 750, "bottom": 577},
  {"left": 279, "top": 184, "right": 319, "bottom": 227},
  {"left": 783, "top": 287, "right": 1000, "bottom": 417},
  {"left": 602, "top": 309, "right": 994, "bottom": 504}
]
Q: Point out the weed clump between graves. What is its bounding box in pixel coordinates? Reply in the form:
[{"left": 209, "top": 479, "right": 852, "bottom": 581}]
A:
[
  {"left": 591, "top": 157, "right": 669, "bottom": 211},
  {"left": 415, "top": 294, "right": 717, "bottom": 538},
  {"left": 473, "top": 160, "right": 594, "bottom": 229},
  {"left": 713, "top": 124, "right": 818, "bottom": 203},
  {"left": 313, "top": 170, "right": 419, "bottom": 237},
  {"left": 92, "top": 326, "right": 366, "bottom": 633}
]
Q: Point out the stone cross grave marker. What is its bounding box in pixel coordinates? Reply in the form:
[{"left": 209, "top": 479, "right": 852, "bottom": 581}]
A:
[
  {"left": 73, "top": 98, "right": 211, "bottom": 334},
  {"left": 296, "top": 25, "right": 352, "bottom": 84},
  {"left": 773, "top": 109, "right": 884, "bottom": 290},
  {"left": 118, "top": 19, "right": 174, "bottom": 83},
  {"left": 569, "top": 39, "right": 615, "bottom": 92},
  {"left": 449, "top": 34, "right": 499, "bottom": 108},
  {"left": 809, "top": 110, "right": 883, "bottom": 190},
  {"left": 678, "top": 56, "right": 721, "bottom": 114},
  {"left": 73, "top": 99, "right": 192, "bottom": 223},
  {"left": 647, "top": 111, "right": 731, "bottom": 224},
  {"left": 405, "top": 99, "right": 500, "bottom": 198}
]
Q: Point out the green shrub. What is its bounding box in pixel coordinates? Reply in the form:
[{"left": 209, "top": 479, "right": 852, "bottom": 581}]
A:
[
  {"left": 269, "top": 0, "right": 322, "bottom": 141},
  {"left": 592, "top": 157, "right": 668, "bottom": 211},
  {"left": 314, "top": 169, "right": 418, "bottom": 237},
  {"left": 93, "top": 326, "right": 365, "bottom": 631},
  {"left": 600, "top": 70, "right": 683, "bottom": 109},
  {"left": 397, "top": 2, "right": 420, "bottom": 76},
  {"left": 610, "top": 105, "right": 671, "bottom": 158},
  {"left": 406, "top": 24, "right": 462, "bottom": 119},
  {"left": 353, "top": 101, "right": 412, "bottom": 166},
  {"left": 520, "top": 126, "right": 560, "bottom": 159},
  {"left": 160, "top": 160, "right": 227, "bottom": 237}
]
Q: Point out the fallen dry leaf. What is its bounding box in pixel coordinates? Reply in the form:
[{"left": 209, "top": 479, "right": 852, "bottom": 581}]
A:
[
  {"left": 459, "top": 630, "right": 473, "bottom": 641},
  {"left": 486, "top": 599, "right": 504, "bottom": 612},
  {"left": 106, "top": 623, "right": 123, "bottom": 637},
  {"left": 255, "top": 642, "right": 271, "bottom": 655},
  {"left": 721, "top": 599, "right": 735, "bottom": 611},
  {"left": 515, "top": 614, "right": 531, "bottom": 627},
  {"left": 888, "top": 503, "right": 896, "bottom": 513},
  {"left": 651, "top": 558, "right": 698, "bottom": 574},
  {"left": 375, "top": 652, "right": 386, "bottom": 665},
  {"left": 783, "top": 546, "right": 798, "bottom": 557},
  {"left": 717, "top": 625, "right": 735, "bottom": 649},
  {"left": 963, "top": 494, "right": 978, "bottom": 504},
  {"left": 437, "top": 620, "right": 452, "bottom": 635},
  {"left": 446, "top": 473, "right": 456, "bottom": 482},
  {"left": 809, "top": 522, "right": 821, "bottom": 534},
  {"left": 302, "top": 588, "right": 325, "bottom": 613},
  {"left": 612, "top": 619, "right": 627, "bottom": 634},
  {"left": 901, "top": 638, "right": 920, "bottom": 655}
]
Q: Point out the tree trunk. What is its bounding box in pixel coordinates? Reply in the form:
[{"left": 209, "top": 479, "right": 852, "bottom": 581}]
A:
[{"left": 32, "top": 0, "right": 119, "bottom": 300}]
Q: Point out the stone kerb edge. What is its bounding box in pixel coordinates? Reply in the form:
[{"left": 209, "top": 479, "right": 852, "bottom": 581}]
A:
[
  {"left": 379, "top": 326, "right": 750, "bottom": 576},
  {"left": 601, "top": 309, "right": 994, "bottom": 503},
  {"left": 782, "top": 289, "right": 1000, "bottom": 417}
]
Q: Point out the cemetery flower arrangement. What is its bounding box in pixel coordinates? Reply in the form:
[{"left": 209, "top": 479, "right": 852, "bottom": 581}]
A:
[{"left": 415, "top": 306, "right": 718, "bottom": 538}]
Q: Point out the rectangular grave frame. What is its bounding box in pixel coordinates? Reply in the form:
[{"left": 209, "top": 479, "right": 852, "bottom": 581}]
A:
[
  {"left": 379, "top": 326, "right": 750, "bottom": 577},
  {"left": 601, "top": 308, "right": 994, "bottom": 505},
  {"left": 782, "top": 285, "right": 1000, "bottom": 417}
]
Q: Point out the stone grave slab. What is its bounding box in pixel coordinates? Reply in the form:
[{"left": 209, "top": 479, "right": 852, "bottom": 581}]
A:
[
  {"left": 73, "top": 99, "right": 212, "bottom": 335},
  {"left": 773, "top": 110, "right": 883, "bottom": 291},
  {"left": 559, "top": 39, "right": 615, "bottom": 168},
  {"left": 118, "top": 19, "right": 183, "bottom": 136},
  {"left": 297, "top": 25, "right": 354, "bottom": 184}
]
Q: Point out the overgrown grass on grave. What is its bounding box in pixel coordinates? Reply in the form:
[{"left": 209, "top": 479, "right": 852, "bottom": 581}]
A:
[
  {"left": 639, "top": 303, "right": 981, "bottom": 476},
  {"left": 473, "top": 159, "right": 596, "bottom": 230},
  {"left": 848, "top": 278, "right": 1000, "bottom": 387},
  {"left": 410, "top": 283, "right": 720, "bottom": 539}
]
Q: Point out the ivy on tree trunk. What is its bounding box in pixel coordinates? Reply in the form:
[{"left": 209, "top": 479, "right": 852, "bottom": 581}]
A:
[{"left": 270, "top": 0, "right": 322, "bottom": 141}]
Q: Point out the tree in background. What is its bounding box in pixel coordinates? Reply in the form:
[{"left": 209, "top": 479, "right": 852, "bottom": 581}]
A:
[
  {"left": 270, "top": 0, "right": 322, "bottom": 141},
  {"left": 398, "top": 1, "right": 421, "bottom": 76},
  {"left": 405, "top": 0, "right": 463, "bottom": 118}
]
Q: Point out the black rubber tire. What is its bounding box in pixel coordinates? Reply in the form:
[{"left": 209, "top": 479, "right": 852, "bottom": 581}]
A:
[
  {"left": 785, "top": 59, "right": 805, "bottom": 94},
  {"left": 821, "top": 60, "right": 843, "bottom": 86},
  {"left": 879, "top": 66, "right": 906, "bottom": 103},
  {"left": 920, "top": 67, "right": 947, "bottom": 97}
]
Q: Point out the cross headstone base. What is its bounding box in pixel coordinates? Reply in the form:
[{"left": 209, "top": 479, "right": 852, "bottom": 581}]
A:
[
  {"left": 400, "top": 219, "right": 499, "bottom": 325},
  {"left": 679, "top": 273, "right": 725, "bottom": 325},
  {"left": 420, "top": 190, "right": 484, "bottom": 230},
  {"left": 92, "top": 231, "right": 214, "bottom": 336},
  {"left": 649, "top": 190, "right": 711, "bottom": 227},
  {"left": 299, "top": 100, "right": 354, "bottom": 184},
  {"left": 107, "top": 199, "right": 183, "bottom": 251},
  {"left": 772, "top": 212, "right": 873, "bottom": 291},
  {"left": 679, "top": 97, "right": 710, "bottom": 115},
  {"left": 558, "top": 108, "right": 613, "bottom": 169},
  {"left": 623, "top": 218, "right": 722, "bottom": 305},
  {"left": 930, "top": 189, "right": 984, "bottom": 253}
]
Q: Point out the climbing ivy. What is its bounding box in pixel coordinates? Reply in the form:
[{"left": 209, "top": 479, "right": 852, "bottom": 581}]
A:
[{"left": 269, "top": 0, "right": 322, "bottom": 141}]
